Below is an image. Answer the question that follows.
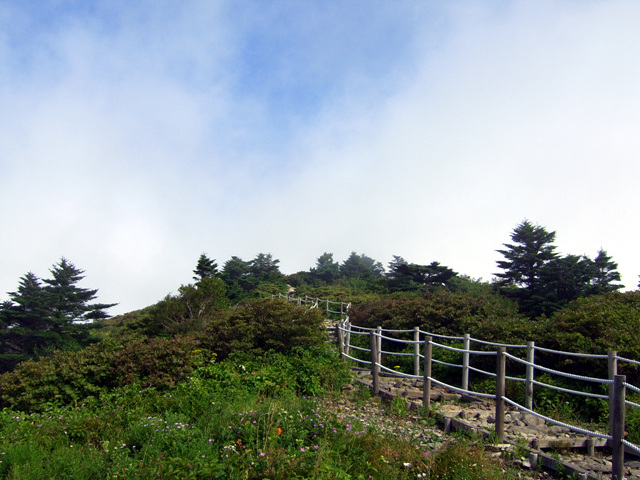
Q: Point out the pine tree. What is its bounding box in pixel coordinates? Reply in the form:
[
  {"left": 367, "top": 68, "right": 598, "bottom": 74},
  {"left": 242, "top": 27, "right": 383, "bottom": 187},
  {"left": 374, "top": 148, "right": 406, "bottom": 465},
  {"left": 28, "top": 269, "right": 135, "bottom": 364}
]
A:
[
  {"left": 42, "top": 257, "right": 116, "bottom": 325},
  {"left": 310, "top": 252, "right": 340, "bottom": 283},
  {"left": 587, "top": 249, "right": 624, "bottom": 295},
  {"left": 193, "top": 253, "right": 218, "bottom": 281},
  {"left": 495, "top": 220, "right": 559, "bottom": 317}
]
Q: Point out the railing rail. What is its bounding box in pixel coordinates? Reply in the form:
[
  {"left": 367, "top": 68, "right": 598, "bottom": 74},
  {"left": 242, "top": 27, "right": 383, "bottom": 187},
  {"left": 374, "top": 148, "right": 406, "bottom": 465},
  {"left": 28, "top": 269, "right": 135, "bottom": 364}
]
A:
[{"left": 277, "top": 293, "right": 636, "bottom": 480}]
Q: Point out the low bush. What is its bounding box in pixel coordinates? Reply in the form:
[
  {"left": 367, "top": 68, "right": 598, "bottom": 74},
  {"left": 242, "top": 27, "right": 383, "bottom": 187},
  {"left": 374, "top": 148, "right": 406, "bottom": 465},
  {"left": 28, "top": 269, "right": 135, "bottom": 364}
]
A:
[
  {"left": 200, "top": 298, "right": 329, "bottom": 360},
  {"left": 0, "top": 334, "right": 203, "bottom": 412}
]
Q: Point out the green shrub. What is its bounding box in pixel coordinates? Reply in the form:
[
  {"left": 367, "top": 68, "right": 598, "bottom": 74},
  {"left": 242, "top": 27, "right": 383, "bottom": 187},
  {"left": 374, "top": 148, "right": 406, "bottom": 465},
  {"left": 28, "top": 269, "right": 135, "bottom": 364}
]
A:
[
  {"left": 541, "top": 292, "right": 640, "bottom": 381},
  {"left": 199, "top": 298, "right": 329, "bottom": 359},
  {"left": 0, "top": 334, "right": 204, "bottom": 412}
]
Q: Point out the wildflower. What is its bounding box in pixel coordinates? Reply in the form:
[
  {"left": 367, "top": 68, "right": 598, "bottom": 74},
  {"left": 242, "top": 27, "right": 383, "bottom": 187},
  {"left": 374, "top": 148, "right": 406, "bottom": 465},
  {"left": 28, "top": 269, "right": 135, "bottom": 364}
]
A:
[
  {"left": 259, "top": 452, "right": 266, "bottom": 457},
  {"left": 300, "top": 447, "right": 306, "bottom": 452},
  {"left": 403, "top": 462, "right": 412, "bottom": 467},
  {"left": 277, "top": 427, "right": 282, "bottom": 435}
]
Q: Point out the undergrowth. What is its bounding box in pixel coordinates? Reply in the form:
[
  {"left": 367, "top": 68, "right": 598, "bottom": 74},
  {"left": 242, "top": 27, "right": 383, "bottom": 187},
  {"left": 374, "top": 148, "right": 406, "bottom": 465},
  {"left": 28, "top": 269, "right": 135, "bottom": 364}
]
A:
[{"left": 0, "top": 344, "right": 522, "bottom": 480}]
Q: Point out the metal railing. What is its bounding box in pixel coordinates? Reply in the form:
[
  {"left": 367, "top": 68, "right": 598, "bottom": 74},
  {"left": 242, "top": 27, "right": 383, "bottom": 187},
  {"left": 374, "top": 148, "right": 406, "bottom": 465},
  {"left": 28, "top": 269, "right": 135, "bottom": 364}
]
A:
[
  {"left": 336, "top": 321, "right": 637, "bottom": 480},
  {"left": 276, "top": 293, "right": 637, "bottom": 479}
]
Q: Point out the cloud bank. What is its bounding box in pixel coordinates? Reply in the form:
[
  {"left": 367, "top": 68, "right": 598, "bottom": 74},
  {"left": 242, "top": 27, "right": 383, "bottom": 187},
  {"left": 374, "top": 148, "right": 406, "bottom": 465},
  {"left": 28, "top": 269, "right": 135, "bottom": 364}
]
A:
[{"left": 1, "top": 1, "right": 638, "bottom": 314}]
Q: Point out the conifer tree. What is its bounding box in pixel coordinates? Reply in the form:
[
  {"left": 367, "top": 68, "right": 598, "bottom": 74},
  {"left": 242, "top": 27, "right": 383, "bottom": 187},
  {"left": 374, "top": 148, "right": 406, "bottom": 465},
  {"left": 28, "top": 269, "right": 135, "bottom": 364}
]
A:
[
  {"left": 495, "top": 220, "right": 559, "bottom": 317},
  {"left": 193, "top": 253, "right": 218, "bottom": 281},
  {"left": 0, "top": 258, "right": 116, "bottom": 372},
  {"left": 43, "top": 257, "right": 116, "bottom": 324}
]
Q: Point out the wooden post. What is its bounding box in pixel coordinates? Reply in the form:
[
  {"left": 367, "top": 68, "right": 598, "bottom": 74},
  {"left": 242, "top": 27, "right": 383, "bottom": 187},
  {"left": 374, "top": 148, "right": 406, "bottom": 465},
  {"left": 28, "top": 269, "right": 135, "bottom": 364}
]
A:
[
  {"left": 462, "top": 334, "right": 470, "bottom": 391},
  {"left": 423, "top": 336, "right": 433, "bottom": 413},
  {"left": 337, "top": 322, "right": 345, "bottom": 358},
  {"left": 495, "top": 347, "right": 506, "bottom": 443},
  {"left": 371, "top": 331, "right": 380, "bottom": 396},
  {"left": 609, "top": 351, "right": 618, "bottom": 437},
  {"left": 413, "top": 327, "right": 420, "bottom": 376},
  {"left": 525, "top": 341, "right": 535, "bottom": 410},
  {"left": 611, "top": 374, "right": 626, "bottom": 480}
]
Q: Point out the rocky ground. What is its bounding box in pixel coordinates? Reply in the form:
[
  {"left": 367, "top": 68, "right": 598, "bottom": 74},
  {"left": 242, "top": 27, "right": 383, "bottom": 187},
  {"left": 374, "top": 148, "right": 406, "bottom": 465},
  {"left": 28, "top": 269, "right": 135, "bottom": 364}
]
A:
[{"left": 318, "top": 370, "right": 640, "bottom": 479}]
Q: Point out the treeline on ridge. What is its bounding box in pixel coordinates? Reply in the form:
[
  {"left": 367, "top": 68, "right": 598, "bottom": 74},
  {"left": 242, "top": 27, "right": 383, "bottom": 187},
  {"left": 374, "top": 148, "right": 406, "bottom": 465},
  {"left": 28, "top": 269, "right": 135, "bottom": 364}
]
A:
[{"left": 0, "top": 219, "right": 637, "bottom": 382}]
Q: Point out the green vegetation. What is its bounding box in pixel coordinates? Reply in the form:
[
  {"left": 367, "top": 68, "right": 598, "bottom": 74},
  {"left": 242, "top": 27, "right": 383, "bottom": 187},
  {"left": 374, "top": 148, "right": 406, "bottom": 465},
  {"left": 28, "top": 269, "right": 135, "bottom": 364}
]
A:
[
  {"left": 0, "top": 303, "right": 516, "bottom": 479},
  {"left": 0, "top": 221, "right": 637, "bottom": 478}
]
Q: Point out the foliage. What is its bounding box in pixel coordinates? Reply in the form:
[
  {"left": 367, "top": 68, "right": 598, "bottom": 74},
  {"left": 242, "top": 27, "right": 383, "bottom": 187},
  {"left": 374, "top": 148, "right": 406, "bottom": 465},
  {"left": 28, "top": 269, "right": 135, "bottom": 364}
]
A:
[
  {"left": 495, "top": 220, "right": 623, "bottom": 318},
  {"left": 349, "top": 291, "right": 526, "bottom": 340},
  {"left": 426, "top": 438, "right": 511, "bottom": 480},
  {"left": 0, "top": 258, "right": 115, "bottom": 372},
  {"left": 386, "top": 256, "right": 458, "bottom": 292},
  {"left": 540, "top": 291, "right": 640, "bottom": 381},
  {"left": 310, "top": 252, "right": 341, "bottom": 284},
  {"left": 0, "top": 342, "right": 523, "bottom": 480},
  {"left": 495, "top": 220, "right": 560, "bottom": 317},
  {"left": 221, "top": 253, "right": 287, "bottom": 302},
  {"left": 340, "top": 252, "right": 385, "bottom": 281},
  {"left": 192, "top": 252, "right": 218, "bottom": 281},
  {"left": 137, "top": 277, "right": 229, "bottom": 336},
  {"left": 0, "top": 334, "right": 203, "bottom": 412},
  {"left": 199, "top": 298, "right": 328, "bottom": 360}
]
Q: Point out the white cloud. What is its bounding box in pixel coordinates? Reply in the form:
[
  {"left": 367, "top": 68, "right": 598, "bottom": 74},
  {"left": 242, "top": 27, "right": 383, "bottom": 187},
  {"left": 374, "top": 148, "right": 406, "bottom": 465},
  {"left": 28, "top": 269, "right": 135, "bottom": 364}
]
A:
[{"left": 1, "top": 1, "right": 639, "bottom": 315}]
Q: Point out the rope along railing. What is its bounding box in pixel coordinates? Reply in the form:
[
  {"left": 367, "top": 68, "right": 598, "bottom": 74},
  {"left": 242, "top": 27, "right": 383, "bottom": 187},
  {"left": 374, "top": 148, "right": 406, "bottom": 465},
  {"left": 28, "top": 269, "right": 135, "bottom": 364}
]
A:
[{"left": 276, "top": 294, "right": 637, "bottom": 480}]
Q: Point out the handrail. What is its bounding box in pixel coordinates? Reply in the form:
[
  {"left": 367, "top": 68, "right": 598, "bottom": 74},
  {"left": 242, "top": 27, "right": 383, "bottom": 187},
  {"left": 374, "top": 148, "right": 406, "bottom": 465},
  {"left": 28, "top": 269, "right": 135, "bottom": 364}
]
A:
[{"left": 278, "top": 292, "right": 640, "bottom": 476}]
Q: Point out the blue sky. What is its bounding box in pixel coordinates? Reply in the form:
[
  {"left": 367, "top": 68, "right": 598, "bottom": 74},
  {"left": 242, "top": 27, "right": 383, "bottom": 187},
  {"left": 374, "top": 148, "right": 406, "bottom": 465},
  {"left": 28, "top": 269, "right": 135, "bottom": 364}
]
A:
[{"left": 1, "top": 1, "right": 639, "bottom": 314}]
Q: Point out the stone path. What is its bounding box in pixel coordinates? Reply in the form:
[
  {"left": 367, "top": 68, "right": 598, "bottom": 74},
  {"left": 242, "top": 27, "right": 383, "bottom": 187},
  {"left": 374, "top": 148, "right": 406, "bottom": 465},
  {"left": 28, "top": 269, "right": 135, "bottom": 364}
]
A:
[{"left": 342, "top": 369, "right": 640, "bottom": 479}]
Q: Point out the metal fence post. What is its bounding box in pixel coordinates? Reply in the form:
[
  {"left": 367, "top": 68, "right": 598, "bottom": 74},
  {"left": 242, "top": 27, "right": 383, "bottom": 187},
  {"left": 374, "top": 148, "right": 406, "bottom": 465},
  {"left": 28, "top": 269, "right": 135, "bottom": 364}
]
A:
[
  {"left": 611, "top": 374, "right": 626, "bottom": 480},
  {"left": 423, "top": 336, "right": 433, "bottom": 413},
  {"left": 525, "top": 341, "right": 535, "bottom": 410},
  {"left": 496, "top": 347, "right": 506, "bottom": 443},
  {"left": 413, "top": 327, "right": 420, "bottom": 376},
  {"left": 462, "top": 334, "right": 470, "bottom": 391},
  {"left": 371, "top": 331, "right": 380, "bottom": 396}
]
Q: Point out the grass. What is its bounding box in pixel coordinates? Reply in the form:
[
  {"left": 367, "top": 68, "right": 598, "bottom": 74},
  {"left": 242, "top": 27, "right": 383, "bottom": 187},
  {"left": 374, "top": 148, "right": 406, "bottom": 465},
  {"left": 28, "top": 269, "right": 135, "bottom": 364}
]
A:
[{"left": 0, "top": 347, "right": 526, "bottom": 480}]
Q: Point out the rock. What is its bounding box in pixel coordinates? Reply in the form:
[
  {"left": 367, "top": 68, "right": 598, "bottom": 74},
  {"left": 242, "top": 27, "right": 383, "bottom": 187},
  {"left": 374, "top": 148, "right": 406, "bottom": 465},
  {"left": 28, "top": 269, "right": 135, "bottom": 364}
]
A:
[
  {"left": 548, "top": 425, "right": 570, "bottom": 435},
  {"left": 519, "top": 413, "right": 546, "bottom": 427}
]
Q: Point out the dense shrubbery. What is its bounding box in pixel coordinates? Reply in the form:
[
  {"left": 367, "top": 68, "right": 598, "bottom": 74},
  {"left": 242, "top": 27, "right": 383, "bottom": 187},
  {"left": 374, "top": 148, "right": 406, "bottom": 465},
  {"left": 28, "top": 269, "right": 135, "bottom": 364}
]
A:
[
  {"left": 0, "top": 334, "right": 203, "bottom": 411},
  {"left": 199, "top": 298, "right": 329, "bottom": 360},
  {"left": 0, "top": 298, "right": 334, "bottom": 411},
  {"left": 0, "top": 342, "right": 522, "bottom": 480},
  {"left": 349, "top": 291, "right": 534, "bottom": 342}
]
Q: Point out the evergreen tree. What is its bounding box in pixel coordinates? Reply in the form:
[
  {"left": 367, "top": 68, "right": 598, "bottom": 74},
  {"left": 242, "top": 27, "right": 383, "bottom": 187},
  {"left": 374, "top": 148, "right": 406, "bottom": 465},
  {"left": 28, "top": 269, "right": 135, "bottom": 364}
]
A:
[
  {"left": 221, "top": 256, "right": 252, "bottom": 301},
  {"left": 387, "top": 256, "right": 457, "bottom": 292},
  {"left": 495, "top": 220, "right": 559, "bottom": 317},
  {"left": 587, "top": 249, "right": 624, "bottom": 295},
  {"left": 0, "top": 259, "right": 115, "bottom": 372},
  {"left": 43, "top": 258, "right": 116, "bottom": 325},
  {"left": 542, "top": 254, "right": 594, "bottom": 309},
  {"left": 310, "top": 252, "right": 340, "bottom": 283},
  {"left": 193, "top": 253, "right": 218, "bottom": 281},
  {"left": 339, "top": 252, "right": 384, "bottom": 280},
  {"left": 249, "top": 253, "right": 283, "bottom": 284}
]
